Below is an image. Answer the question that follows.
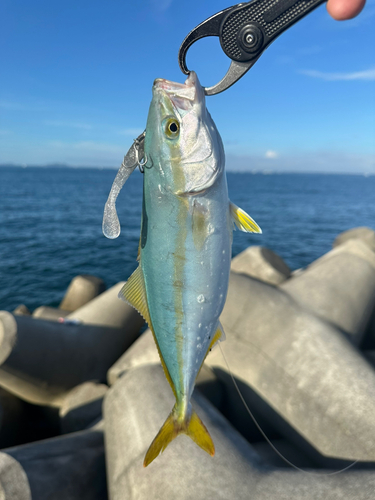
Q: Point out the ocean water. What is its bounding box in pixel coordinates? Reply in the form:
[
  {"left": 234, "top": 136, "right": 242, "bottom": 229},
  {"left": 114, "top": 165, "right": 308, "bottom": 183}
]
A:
[{"left": 0, "top": 167, "right": 374, "bottom": 312}]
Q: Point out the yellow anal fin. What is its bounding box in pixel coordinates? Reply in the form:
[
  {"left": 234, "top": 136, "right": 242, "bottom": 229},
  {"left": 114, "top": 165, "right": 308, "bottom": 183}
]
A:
[
  {"left": 119, "top": 266, "right": 176, "bottom": 398},
  {"left": 208, "top": 322, "right": 226, "bottom": 353},
  {"left": 118, "top": 265, "right": 151, "bottom": 325},
  {"left": 230, "top": 201, "right": 262, "bottom": 233},
  {"left": 196, "top": 323, "right": 226, "bottom": 380},
  {"left": 143, "top": 405, "right": 214, "bottom": 467}
]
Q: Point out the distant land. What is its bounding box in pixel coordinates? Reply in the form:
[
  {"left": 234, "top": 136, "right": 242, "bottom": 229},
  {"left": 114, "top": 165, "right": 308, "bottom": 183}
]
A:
[{"left": 1, "top": 163, "right": 374, "bottom": 176}]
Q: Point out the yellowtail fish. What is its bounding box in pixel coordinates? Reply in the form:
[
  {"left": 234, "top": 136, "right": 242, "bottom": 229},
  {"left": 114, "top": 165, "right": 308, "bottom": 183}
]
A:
[{"left": 103, "top": 71, "right": 261, "bottom": 467}]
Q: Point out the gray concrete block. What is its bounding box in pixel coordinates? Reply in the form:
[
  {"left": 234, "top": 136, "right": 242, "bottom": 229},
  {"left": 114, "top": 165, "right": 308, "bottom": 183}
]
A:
[
  {"left": 3, "top": 428, "right": 106, "bottom": 500},
  {"left": 12, "top": 305, "right": 31, "bottom": 316},
  {"left": 231, "top": 246, "right": 291, "bottom": 285},
  {"left": 60, "top": 275, "right": 106, "bottom": 312},
  {"left": 205, "top": 272, "right": 375, "bottom": 462},
  {"left": 281, "top": 239, "right": 375, "bottom": 343},
  {"left": 0, "top": 313, "right": 16, "bottom": 366},
  {"left": 0, "top": 308, "right": 141, "bottom": 406},
  {"left": 107, "top": 328, "right": 159, "bottom": 385},
  {"left": 104, "top": 364, "right": 375, "bottom": 500},
  {"left": 333, "top": 226, "right": 375, "bottom": 252},
  {"left": 0, "top": 452, "right": 31, "bottom": 500},
  {"left": 59, "top": 382, "right": 108, "bottom": 434},
  {"left": 66, "top": 281, "right": 144, "bottom": 330},
  {"left": 32, "top": 306, "right": 70, "bottom": 321},
  {"left": 251, "top": 439, "right": 317, "bottom": 468}
]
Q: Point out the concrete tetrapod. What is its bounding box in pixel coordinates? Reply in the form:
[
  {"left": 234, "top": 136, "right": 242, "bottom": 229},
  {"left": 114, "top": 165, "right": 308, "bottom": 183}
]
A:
[
  {"left": 0, "top": 288, "right": 143, "bottom": 406},
  {"left": 281, "top": 239, "right": 375, "bottom": 344},
  {"left": 12, "top": 305, "right": 31, "bottom": 316},
  {"left": 59, "top": 381, "right": 108, "bottom": 434},
  {"left": 66, "top": 281, "right": 144, "bottom": 329},
  {"left": 231, "top": 246, "right": 291, "bottom": 285},
  {"left": 2, "top": 425, "right": 106, "bottom": 500},
  {"left": 104, "top": 364, "right": 375, "bottom": 500},
  {"left": 32, "top": 306, "right": 70, "bottom": 321},
  {"left": 107, "top": 328, "right": 160, "bottom": 385},
  {"left": 0, "top": 453, "right": 31, "bottom": 500},
  {"left": 205, "top": 271, "right": 375, "bottom": 463},
  {"left": 59, "top": 275, "right": 106, "bottom": 312},
  {"left": 333, "top": 227, "right": 375, "bottom": 252}
]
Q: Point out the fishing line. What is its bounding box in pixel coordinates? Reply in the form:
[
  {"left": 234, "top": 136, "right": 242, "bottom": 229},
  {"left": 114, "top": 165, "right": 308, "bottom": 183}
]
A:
[{"left": 218, "top": 343, "right": 359, "bottom": 476}]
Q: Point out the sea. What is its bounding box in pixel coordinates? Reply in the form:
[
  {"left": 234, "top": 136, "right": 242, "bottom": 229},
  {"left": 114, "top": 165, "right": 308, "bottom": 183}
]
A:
[{"left": 0, "top": 166, "right": 374, "bottom": 313}]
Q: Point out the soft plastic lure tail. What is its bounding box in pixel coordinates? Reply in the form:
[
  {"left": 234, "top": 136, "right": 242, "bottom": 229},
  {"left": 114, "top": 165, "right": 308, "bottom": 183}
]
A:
[{"left": 102, "top": 131, "right": 145, "bottom": 239}]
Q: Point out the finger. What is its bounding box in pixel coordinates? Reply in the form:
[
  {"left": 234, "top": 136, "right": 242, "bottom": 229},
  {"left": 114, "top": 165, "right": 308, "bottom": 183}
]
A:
[{"left": 326, "top": 0, "right": 366, "bottom": 20}]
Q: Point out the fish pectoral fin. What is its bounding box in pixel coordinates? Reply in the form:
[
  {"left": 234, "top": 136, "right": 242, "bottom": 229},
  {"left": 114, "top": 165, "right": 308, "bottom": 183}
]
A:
[
  {"left": 143, "top": 404, "right": 214, "bottom": 467},
  {"left": 118, "top": 265, "right": 151, "bottom": 326},
  {"left": 229, "top": 201, "right": 262, "bottom": 233}
]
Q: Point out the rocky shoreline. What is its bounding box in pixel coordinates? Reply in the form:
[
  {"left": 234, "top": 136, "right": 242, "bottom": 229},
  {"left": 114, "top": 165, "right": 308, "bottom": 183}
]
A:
[{"left": 0, "top": 227, "right": 375, "bottom": 499}]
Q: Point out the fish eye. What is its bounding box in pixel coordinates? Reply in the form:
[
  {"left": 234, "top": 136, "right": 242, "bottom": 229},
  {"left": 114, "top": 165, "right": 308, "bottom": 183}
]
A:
[{"left": 163, "top": 117, "right": 180, "bottom": 139}]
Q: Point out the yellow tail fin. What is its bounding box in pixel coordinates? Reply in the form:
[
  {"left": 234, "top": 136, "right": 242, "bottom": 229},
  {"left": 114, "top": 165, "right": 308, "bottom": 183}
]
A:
[{"left": 143, "top": 405, "right": 215, "bottom": 467}]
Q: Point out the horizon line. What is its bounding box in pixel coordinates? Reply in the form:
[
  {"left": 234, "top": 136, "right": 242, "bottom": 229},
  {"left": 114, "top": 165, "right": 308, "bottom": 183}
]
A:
[{"left": 0, "top": 163, "right": 374, "bottom": 176}]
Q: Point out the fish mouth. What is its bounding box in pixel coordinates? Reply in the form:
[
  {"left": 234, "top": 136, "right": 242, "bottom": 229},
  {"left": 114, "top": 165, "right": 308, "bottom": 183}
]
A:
[{"left": 153, "top": 72, "right": 203, "bottom": 113}]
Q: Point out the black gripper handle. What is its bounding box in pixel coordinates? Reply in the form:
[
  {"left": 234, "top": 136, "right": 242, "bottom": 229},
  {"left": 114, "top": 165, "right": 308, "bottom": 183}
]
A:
[{"left": 220, "top": 0, "right": 326, "bottom": 62}]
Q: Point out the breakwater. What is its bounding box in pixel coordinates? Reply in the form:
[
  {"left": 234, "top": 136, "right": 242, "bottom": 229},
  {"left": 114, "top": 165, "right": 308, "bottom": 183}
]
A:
[{"left": 0, "top": 227, "right": 375, "bottom": 499}]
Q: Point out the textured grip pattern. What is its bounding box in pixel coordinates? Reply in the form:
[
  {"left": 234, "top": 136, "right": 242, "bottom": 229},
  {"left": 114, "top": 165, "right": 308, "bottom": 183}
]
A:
[{"left": 221, "top": 0, "right": 321, "bottom": 61}]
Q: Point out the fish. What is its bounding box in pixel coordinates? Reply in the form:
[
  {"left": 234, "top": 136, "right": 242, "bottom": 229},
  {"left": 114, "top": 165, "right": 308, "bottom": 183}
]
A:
[{"left": 105, "top": 71, "right": 261, "bottom": 467}]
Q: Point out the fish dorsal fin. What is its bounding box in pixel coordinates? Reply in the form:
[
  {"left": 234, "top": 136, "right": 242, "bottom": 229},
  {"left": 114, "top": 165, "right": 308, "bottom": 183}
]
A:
[
  {"left": 230, "top": 201, "right": 262, "bottom": 233},
  {"left": 119, "top": 266, "right": 151, "bottom": 326},
  {"left": 119, "top": 266, "right": 177, "bottom": 398}
]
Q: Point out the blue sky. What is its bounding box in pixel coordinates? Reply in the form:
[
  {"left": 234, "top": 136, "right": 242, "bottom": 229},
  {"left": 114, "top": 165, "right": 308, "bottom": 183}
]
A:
[{"left": 0, "top": 0, "right": 374, "bottom": 172}]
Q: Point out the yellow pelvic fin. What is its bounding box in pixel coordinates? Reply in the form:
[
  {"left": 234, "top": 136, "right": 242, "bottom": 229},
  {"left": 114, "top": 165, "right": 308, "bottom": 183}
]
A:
[
  {"left": 229, "top": 201, "right": 262, "bottom": 233},
  {"left": 143, "top": 405, "right": 215, "bottom": 467},
  {"left": 119, "top": 266, "right": 176, "bottom": 397}
]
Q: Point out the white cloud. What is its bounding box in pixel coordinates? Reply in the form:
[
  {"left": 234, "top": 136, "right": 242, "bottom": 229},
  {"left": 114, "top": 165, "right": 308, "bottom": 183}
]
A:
[
  {"left": 150, "top": 0, "right": 173, "bottom": 11},
  {"left": 226, "top": 150, "right": 375, "bottom": 174},
  {"left": 0, "top": 139, "right": 126, "bottom": 167},
  {"left": 118, "top": 128, "right": 144, "bottom": 137},
  {"left": 45, "top": 120, "right": 93, "bottom": 130},
  {"left": 265, "top": 150, "right": 278, "bottom": 159},
  {"left": 300, "top": 68, "right": 375, "bottom": 81}
]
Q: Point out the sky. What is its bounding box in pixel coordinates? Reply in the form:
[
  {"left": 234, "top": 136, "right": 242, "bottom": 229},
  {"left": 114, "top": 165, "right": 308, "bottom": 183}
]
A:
[{"left": 0, "top": 0, "right": 374, "bottom": 173}]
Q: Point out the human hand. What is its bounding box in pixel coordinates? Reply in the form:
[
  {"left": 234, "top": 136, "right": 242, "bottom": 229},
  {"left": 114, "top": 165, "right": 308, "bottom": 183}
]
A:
[{"left": 326, "top": 0, "right": 366, "bottom": 20}]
